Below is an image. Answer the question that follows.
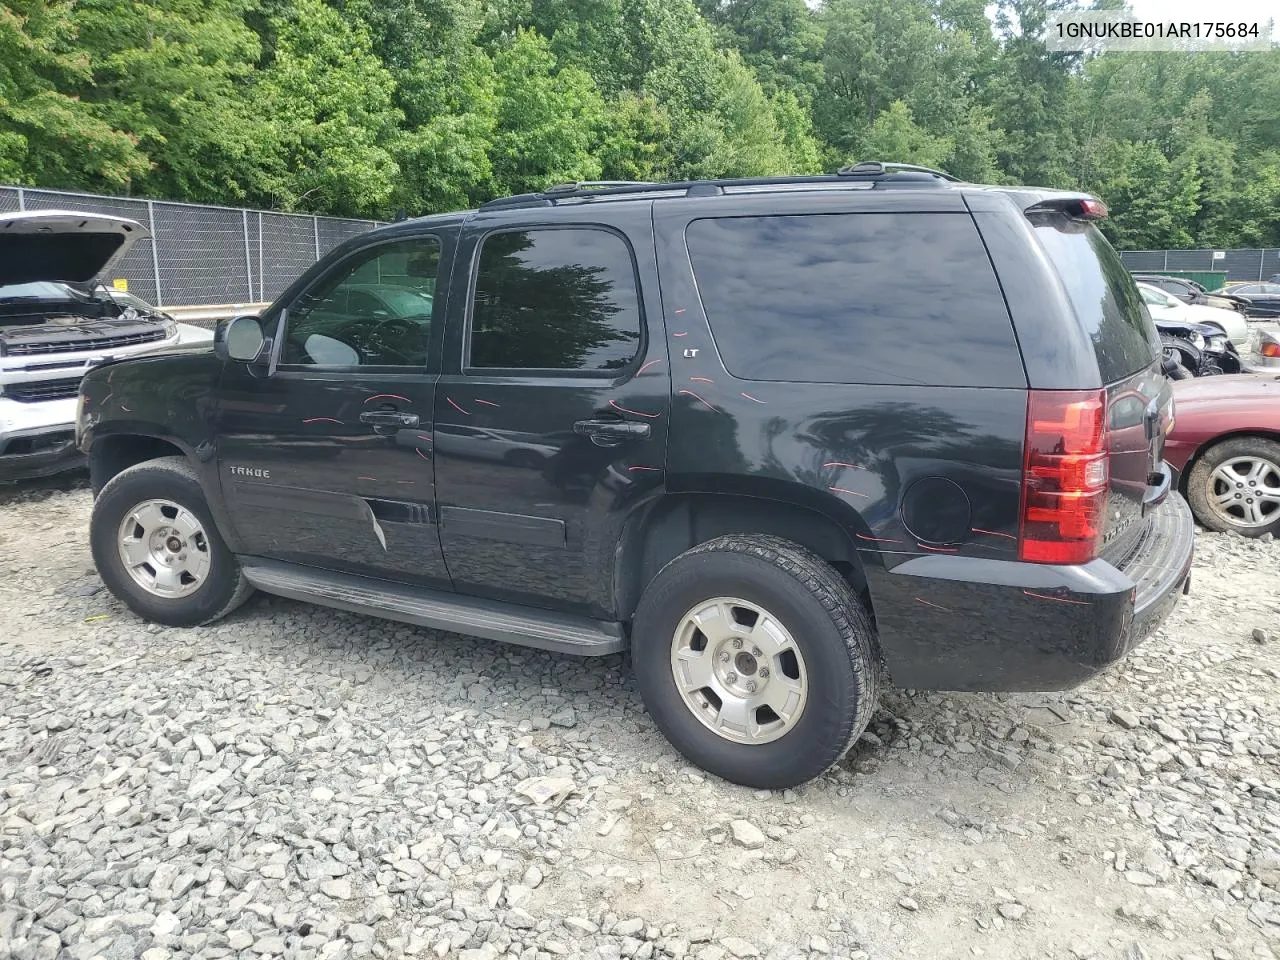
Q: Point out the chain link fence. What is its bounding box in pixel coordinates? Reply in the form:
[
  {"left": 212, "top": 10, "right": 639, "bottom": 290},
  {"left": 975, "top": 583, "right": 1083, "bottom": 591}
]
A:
[
  {"left": 1119, "top": 248, "right": 1280, "bottom": 284},
  {"left": 0, "top": 185, "right": 379, "bottom": 307}
]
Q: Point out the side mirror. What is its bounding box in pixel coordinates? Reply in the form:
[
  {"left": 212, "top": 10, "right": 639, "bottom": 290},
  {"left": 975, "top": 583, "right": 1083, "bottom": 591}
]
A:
[{"left": 215, "top": 315, "right": 269, "bottom": 364}]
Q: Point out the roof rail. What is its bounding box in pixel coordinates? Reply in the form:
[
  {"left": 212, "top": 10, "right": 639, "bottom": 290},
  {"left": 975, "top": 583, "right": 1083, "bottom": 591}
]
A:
[
  {"left": 476, "top": 163, "right": 959, "bottom": 211},
  {"left": 543, "top": 180, "right": 658, "bottom": 194},
  {"left": 837, "top": 160, "right": 959, "bottom": 182}
]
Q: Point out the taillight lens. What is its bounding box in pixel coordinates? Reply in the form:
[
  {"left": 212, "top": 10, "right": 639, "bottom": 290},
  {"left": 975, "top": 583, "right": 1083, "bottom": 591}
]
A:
[
  {"left": 1261, "top": 339, "right": 1280, "bottom": 359},
  {"left": 1019, "top": 389, "right": 1109, "bottom": 564},
  {"left": 1077, "top": 198, "right": 1109, "bottom": 220}
]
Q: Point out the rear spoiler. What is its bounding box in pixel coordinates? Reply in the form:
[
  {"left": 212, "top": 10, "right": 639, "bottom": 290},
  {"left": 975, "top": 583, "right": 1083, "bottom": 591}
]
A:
[{"left": 1023, "top": 194, "right": 1108, "bottom": 221}]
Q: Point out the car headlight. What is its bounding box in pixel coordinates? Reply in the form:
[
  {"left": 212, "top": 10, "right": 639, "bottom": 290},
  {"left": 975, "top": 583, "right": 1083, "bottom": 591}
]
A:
[
  {"left": 1204, "top": 336, "right": 1226, "bottom": 353},
  {"left": 162, "top": 317, "right": 178, "bottom": 339}
]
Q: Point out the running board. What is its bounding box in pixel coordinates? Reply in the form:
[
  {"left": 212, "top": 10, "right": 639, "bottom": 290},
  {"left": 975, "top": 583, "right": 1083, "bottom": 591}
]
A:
[{"left": 239, "top": 558, "right": 626, "bottom": 657}]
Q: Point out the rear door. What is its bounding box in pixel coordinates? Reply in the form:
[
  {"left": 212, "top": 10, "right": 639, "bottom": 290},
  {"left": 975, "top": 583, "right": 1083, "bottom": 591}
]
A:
[
  {"left": 433, "top": 204, "right": 668, "bottom": 619},
  {"left": 1029, "top": 213, "right": 1169, "bottom": 554}
]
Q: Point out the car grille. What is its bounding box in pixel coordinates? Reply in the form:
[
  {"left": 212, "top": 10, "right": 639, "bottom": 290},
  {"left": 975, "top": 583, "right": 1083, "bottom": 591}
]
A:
[
  {"left": 5, "top": 378, "right": 82, "bottom": 402},
  {"left": 5, "top": 328, "right": 167, "bottom": 356}
]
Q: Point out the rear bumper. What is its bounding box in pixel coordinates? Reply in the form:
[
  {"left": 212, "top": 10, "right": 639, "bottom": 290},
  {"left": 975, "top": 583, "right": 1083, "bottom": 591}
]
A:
[
  {"left": 0, "top": 396, "right": 82, "bottom": 481},
  {"left": 868, "top": 491, "right": 1195, "bottom": 692}
]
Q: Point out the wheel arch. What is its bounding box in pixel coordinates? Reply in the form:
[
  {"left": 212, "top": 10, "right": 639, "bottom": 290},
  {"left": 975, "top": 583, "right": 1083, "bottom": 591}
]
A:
[
  {"left": 1177, "top": 429, "right": 1280, "bottom": 495},
  {"left": 89, "top": 432, "right": 192, "bottom": 495},
  {"left": 614, "top": 485, "right": 877, "bottom": 626}
]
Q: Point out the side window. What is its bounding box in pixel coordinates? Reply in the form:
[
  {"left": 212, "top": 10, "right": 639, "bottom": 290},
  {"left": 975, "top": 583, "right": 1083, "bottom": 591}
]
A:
[
  {"left": 686, "top": 213, "right": 1023, "bottom": 387},
  {"left": 282, "top": 237, "right": 440, "bottom": 368},
  {"left": 467, "top": 228, "right": 642, "bottom": 373}
]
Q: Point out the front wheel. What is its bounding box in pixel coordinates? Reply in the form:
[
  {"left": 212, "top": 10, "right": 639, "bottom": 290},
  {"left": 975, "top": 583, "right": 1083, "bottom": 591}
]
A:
[
  {"left": 91, "top": 457, "right": 253, "bottom": 626},
  {"left": 631, "top": 535, "right": 879, "bottom": 789},
  {"left": 1186, "top": 437, "right": 1280, "bottom": 537}
]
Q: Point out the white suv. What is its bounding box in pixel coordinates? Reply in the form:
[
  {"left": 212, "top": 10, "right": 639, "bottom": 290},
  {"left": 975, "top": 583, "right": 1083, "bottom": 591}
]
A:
[{"left": 0, "top": 210, "right": 211, "bottom": 481}]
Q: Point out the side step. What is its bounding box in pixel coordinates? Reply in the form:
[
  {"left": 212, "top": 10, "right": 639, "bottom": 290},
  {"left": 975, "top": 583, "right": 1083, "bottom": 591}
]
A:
[{"left": 239, "top": 558, "right": 626, "bottom": 657}]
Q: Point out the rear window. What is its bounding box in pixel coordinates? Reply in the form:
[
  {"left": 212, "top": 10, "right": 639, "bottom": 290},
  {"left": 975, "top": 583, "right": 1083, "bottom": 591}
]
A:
[
  {"left": 685, "top": 212, "right": 1024, "bottom": 387},
  {"left": 1030, "top": 216, "right": 1158, "bottom": 383}
]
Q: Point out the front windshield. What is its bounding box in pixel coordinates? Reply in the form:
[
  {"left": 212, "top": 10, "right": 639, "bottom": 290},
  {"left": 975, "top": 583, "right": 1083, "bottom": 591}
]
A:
[{"left": 0, "top": 281, "right": 77, "bottom": 300}]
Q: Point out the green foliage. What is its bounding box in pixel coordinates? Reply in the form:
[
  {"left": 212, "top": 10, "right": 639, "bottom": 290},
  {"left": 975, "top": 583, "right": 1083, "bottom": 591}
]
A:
[
  {"left": 0, "top": 0, "right": 1277, "bottom": 248},
  {"left": 488, "top": 29, "right": 605, "bottom": 194},
  {"left": 0, "top": 2, "right": 148, "bottom": 189},
  {"left": 251, "top": 0, "right": 401, "bottom": 216}
]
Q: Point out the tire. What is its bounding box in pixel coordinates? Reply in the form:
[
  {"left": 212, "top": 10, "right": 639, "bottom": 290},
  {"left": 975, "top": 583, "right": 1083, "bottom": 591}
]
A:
[
  {"left": 1186, "top": 436, "right": 1280, "bottom": 537},
  {"left": 91, "top": 456, "right": 253, "bottom": 626},
  {"left": 631, "top": 534, "right": 879, "bottom": 789}
]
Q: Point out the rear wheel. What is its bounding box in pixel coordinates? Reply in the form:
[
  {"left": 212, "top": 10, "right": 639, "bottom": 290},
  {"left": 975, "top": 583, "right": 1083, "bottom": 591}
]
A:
[
  {"left": 631, "top": 535, "right": 878, "bottom": 789},
  {"left": 91, "top": 457, "right": 252, "bottom": 625},
  {"left": 1186, "top": 437, "right": 1280, "bottom": 537}
]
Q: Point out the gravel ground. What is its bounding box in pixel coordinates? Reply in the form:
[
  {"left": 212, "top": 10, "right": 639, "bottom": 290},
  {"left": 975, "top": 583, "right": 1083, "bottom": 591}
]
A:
[{"left": 2, "top": 476, "right": 1280, "bottom": 960}]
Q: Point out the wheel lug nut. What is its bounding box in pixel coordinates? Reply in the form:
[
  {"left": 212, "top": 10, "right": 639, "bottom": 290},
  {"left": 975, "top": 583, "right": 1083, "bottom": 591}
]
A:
[
  {"left": 731, "top": 638, "right": 742, "bottom": 649},
  {"left": 719, "top": 652, "right": 730, "bottom": 662},
  {"left": 759, "top": 667, "right": 770, "bottom": 678},
  {"left": 752, "top": 647, "right": 761, "bottom": 657},
  {"left": 746, "top": 681, "right": 757, "bottom": 693},
  {"left": 725, "top": 672, "right": 737, "bottom": 683}
]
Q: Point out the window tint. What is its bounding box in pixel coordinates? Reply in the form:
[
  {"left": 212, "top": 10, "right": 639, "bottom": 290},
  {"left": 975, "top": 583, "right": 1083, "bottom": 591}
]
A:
[
  {"left": 468, "top": 229, "right": 641, "bottom": 372},
  {"left": 685, "top": 213, "right": 1022, "bottom": 386},
  {"left": 283, "top": 237, "right": 439, "bottom": 367},
  {"left": 1030, "top": 216, "right": 1158, "bottom": 383}
]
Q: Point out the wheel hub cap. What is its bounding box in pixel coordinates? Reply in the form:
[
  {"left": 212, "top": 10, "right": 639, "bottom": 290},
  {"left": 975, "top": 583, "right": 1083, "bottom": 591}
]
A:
[
  {"left": 117, "top": 498, "right": 211, "bottom": 598},
  {"left": 670, "top": 597, "right": 808, "bottom": 745},
  {"left": 1207, "top": 456, "right": 1280, "bottom": 529}
]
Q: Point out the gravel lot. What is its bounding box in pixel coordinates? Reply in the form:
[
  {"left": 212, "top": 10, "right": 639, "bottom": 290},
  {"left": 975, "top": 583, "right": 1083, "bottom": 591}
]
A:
[{"left": 2, "top": 476, "right": 1279, "bottom": 960}]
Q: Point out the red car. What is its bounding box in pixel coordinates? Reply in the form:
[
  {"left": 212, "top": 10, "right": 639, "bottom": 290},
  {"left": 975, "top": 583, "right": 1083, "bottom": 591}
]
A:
[{"left": 1164, "top": 374, "right": 1280, "bottom": 537}]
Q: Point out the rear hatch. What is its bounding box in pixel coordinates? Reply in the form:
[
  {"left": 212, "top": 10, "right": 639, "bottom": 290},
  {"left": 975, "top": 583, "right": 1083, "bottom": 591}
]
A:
[{"left": 1029, "top": 205, "right": 1170, "bottom": 563}]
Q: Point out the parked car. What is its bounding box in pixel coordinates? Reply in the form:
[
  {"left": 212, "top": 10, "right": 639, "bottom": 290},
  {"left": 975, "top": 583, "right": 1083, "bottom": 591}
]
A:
[
  {"left": 1136, "top": 282, "right": 1251, "bottom": 351},
  {"left": 0, "top": 211, "right": 212, "bottom": 481},
  {"left": 1135, "top": 281, "right": 1242, "bottom": 376},
  {"left": 1165, "top": 374, "right": 1280, "bottom": 537},
  {"left": 1131, "top": 274, "right": 1249, "bottom": 313},
  {"left": 1246, "top": 327, "right": 1280, "bottom": 371},
  {"left": 76, "top": 165, "right": 1194, "bottom": 789},
  {"left": 1216, "top": 282, "right": 1280, "bottom": 319}
]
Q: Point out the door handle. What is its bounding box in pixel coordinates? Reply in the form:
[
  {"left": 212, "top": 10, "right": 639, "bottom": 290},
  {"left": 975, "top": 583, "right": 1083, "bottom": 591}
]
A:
[
  {"left": 359, "top": 410, "right": 420, "bottom": 428},
  {"left": 574, "top": 418, "right": 651, "bottom": 447}
]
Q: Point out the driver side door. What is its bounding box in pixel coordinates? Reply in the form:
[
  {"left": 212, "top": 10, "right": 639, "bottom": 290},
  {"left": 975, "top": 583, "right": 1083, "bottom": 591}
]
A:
[{"left": 215, "top": 229, "right": 455, "bottom": 588}]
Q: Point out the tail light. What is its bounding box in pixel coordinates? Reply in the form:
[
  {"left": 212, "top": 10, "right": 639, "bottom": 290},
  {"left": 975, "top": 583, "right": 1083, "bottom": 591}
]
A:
[
  {"left": 1019, "top": 389, "right": 1109, "bottom": 564},
  {"left": 1261, "top": 338, "right": 1280, "bottom": 359}
]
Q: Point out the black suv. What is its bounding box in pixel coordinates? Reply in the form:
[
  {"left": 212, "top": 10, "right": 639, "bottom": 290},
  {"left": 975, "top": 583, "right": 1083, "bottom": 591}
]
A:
[{"left": 77, "top": 164, "right": 1194, "bottom": 789}]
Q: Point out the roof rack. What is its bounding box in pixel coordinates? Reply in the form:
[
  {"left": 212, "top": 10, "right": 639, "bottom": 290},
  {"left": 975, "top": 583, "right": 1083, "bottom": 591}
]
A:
[
  {"left": 476, "top": 162, "right": 959, "bottom": 211},
  {"left": 837, "top": 160, "right": 959, "bottom": 181},
  {"left": 544, "top": 180, "right": 658, "bottom": 194}
]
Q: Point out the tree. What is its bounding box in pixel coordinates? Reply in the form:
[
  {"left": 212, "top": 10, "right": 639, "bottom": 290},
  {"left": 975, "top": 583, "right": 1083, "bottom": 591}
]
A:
[
  {"left": 67, "top": 0, "right": 274, "bottom": 204},
  {"left": 856, "top": 101, "right": 952, "bottom": 171},
  {"left": 0, "top": 2, "right": 147, "bottom": 190},
  {"left": 250, "top": 0, "right": 401, "bottom": 216},
  {"left": 486, "top": 30, "right": 608, "bottom": 195}
]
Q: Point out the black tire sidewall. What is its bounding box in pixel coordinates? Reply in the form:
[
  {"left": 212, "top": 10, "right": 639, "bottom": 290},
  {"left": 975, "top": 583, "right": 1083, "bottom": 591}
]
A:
[
  {"left": 91, "top": 463, "right": 241, "bottom": 626},
  {"left": 633, "top": 549, "right": 866, "bottom": 789},
  {"left": 1186, "top": 436, "right": 1280, "bottom": 537}
]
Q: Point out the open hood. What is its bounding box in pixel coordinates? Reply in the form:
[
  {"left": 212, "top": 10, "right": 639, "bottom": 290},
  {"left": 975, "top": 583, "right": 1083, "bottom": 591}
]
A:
[{"left": 0, "top": 210, "right": 149, "bottom": 286}]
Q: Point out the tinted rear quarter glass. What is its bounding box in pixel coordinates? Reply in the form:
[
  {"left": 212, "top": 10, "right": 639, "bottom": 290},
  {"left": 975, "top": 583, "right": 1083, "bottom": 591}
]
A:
[
  {"left": 685, "top": 212, "right": 1024, "bottom": 387},
  {"left": 1030, "top": 215, "right": 1158, "bottom": 384}
]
